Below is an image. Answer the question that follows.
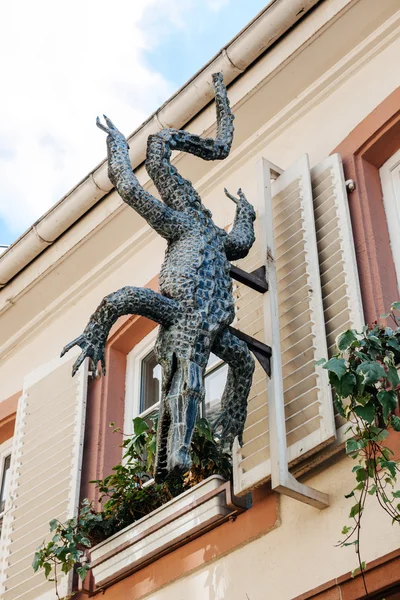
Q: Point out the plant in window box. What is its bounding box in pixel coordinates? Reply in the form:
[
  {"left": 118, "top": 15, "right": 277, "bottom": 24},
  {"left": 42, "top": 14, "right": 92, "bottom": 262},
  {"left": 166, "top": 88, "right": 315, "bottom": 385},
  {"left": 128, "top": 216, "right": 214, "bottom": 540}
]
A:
[
  {"left": 32, "top": 416, "right": 233, "bottom": 597},
  {"left": 317, "top": 301, "right": 400, "bottom": 594}
]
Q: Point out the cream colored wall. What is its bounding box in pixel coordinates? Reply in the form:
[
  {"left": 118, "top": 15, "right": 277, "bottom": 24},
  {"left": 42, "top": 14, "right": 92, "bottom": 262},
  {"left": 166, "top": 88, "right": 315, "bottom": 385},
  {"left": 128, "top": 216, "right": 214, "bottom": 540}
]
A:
[
  {"left": 1, "top": 0, "right": 400, "bottom": 397},
  {"left": 144, "top": 455, "right": 400, "bottom": 600},
  {"left": 1, "top": 0, "right": 400, "bottom": 596}
]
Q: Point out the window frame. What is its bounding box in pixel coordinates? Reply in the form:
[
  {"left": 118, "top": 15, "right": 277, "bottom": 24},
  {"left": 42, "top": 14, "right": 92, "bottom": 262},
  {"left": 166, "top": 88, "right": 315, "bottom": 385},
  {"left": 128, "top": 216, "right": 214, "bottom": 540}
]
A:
[
  {"left": 332, "top": 87, "right": 400, "bottom": 324},
  {"left": 124, "top": 328, "right": 228, "bottom": 435},
  {"left": 0, "top": 437, "right": 13, "bottom": 532},
  {"left": 125, "top": 327, "right": 160, "bottom": 436},
  {"left": 380, "top": 147, "right": 400, "bottom": 291}
]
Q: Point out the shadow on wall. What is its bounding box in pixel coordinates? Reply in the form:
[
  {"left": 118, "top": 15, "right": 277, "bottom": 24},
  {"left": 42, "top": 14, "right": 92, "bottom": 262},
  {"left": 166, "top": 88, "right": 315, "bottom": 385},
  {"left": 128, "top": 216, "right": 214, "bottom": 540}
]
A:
[{"left": 203, "top": 543, "right": 229, "bottom": 600}]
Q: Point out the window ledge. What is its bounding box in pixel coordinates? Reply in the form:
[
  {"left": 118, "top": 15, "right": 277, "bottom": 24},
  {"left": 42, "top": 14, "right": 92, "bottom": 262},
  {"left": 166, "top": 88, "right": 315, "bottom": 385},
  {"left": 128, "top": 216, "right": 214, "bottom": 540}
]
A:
[{"left": 90, "top": 475, "right": 247, "bottom": 591}]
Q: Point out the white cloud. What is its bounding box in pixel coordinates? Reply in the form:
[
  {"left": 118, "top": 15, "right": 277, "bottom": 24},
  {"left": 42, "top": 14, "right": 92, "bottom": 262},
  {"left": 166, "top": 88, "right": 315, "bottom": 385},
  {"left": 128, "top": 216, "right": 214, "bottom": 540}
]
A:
[
  {"left": 204, "top": 0, "right": 230, "bottom": 12},
  {"left": 0, "top": 0, "right": 229, "bottom": 239}
]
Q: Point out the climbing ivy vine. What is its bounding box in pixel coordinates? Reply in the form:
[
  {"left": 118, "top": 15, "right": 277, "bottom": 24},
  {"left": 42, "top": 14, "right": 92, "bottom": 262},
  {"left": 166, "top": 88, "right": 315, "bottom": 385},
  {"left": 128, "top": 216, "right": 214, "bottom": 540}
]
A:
[{"left": 318, "top": 301, "right": 400, "bottom": 595}]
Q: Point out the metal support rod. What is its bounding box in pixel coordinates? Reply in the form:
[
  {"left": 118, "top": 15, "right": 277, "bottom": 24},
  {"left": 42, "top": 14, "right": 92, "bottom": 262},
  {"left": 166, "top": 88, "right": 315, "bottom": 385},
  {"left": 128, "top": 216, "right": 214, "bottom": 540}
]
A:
[
  {"left": 229, "top": 326, "right": 271, "bottom": 377},
  {"left": 230, "top": 264, "right": 268, "bottom": 293}
]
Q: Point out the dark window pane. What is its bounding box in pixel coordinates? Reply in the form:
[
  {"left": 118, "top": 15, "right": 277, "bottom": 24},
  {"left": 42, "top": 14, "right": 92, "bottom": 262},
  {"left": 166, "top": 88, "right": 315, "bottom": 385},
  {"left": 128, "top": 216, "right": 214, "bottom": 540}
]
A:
[
  {"left": 140, "top": 351, "right": 161, "bottom": 413},
  {"left": 204, "top": 363, "right": 228, "bottom": 422},
  {"left": 139, "top": 350, "right": 228, "bottom": 423},
  {"left": 0, "top": 454, "right": 11, "bottom": 514}
]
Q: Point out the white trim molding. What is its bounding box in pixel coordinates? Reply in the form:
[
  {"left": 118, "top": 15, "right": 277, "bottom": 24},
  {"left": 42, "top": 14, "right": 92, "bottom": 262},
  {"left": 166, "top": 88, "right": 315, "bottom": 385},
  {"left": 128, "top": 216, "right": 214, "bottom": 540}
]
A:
[
  {"left": 90, "top": 475, "right": 246, "bottom": 591},
  {"left": 380, "top": 147, "right": 400, "bottom": 291}
]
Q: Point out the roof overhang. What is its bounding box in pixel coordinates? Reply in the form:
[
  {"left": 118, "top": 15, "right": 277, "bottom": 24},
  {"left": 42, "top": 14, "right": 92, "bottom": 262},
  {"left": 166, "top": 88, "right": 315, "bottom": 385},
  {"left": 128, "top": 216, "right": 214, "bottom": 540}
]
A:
[{"left": 0, "top": 0, "right": 321, "bottom": 289}]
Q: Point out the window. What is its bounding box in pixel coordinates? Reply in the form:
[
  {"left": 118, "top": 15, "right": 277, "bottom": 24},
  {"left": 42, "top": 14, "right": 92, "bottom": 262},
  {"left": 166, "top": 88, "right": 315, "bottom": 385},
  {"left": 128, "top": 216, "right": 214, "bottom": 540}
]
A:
[
  {"left": 0, "top": 439, "right": 13, "bottom": 537},
  {"left": 125, "top": 329, "right": 228, "bottom": 431},
  {"left": 380, "top": 148, "right": 400, "bottom": 290}
]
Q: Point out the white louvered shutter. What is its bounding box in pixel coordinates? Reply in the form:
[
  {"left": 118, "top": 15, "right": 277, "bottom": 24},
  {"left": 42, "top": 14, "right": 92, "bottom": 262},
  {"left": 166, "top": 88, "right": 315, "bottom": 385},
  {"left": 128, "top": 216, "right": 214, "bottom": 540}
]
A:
[
  {"left": 0, "top": 353, "right": 88, "bottom": 600},
  {"left": 310, "top": 154, "right": 364, "bottom": 430},
  {"left": 234, "top": 155, "right": 337, "bottom": 496},
  {"left": 231, "top": 209, "right": 270, "bottom": 493}
]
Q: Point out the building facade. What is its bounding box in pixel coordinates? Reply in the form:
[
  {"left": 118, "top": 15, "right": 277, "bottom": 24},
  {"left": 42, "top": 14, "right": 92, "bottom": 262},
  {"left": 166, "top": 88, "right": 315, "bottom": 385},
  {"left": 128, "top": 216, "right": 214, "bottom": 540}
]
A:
[{"left": 0, "top": 0, "right": 400, "bottom": 598}]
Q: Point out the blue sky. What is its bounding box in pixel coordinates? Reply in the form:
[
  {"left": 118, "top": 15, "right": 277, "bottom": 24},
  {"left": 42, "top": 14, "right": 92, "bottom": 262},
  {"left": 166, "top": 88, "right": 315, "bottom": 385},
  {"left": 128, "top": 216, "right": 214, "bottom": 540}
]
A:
[{"left": 0, "top": 0, "right": 268, "bottom": 248}]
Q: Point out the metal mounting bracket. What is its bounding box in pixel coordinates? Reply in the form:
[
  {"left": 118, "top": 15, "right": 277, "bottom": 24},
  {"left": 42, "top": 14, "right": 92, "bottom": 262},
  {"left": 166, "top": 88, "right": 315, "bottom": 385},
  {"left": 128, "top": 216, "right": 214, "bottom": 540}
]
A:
[
  {"left": 229, "top": 263, "right": 271, "bottom": 376},
  {"left": 230, "top": 264, "right": 268, "bottom": 293},
  {"left": 228, "top": 325, "right": 272, "bottom": 377}
]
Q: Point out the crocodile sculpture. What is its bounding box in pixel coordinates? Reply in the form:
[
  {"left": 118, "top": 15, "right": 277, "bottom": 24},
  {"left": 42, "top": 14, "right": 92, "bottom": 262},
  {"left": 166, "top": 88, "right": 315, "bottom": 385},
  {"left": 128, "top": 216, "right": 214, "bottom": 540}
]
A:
[{"left": 61, "top": 73, "right": 256, "bottom": 481}]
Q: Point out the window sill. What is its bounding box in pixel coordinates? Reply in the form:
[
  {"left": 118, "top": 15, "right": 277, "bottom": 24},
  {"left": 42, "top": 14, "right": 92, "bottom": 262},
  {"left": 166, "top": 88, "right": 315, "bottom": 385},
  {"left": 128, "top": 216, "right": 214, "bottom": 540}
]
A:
[{"left": 89, "top": 475, "right": 247, "bottom": 591}]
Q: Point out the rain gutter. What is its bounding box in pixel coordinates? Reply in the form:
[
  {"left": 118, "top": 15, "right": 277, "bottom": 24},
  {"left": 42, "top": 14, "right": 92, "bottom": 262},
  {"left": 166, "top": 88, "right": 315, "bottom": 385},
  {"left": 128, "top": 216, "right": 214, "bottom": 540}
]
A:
[{"left": 0, "top": 0, "right": 320, "bottom": 288}]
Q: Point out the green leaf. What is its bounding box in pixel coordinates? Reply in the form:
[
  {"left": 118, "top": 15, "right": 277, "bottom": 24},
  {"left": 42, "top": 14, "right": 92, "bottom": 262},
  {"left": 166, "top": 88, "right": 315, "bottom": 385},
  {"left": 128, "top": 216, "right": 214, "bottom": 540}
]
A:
[
  {"left": 343, "top": 541, "right": 357, "bottom": 547},
  {"left": 77, "top": 565, "right": 90, "bottom": 581},
  {"left": 367, "top": 334, "right": 382, "bottom": 348},
  {"left": 32, "top": 553, "right": 41, "bottom": 572},
  {"left": 334, "top": 372, "right": 356, "bottom": 398},
  {"left": 352, "top": 464, "right": 364, "bottom": 472},
  {"left": 323, "top": 358, "right": 347, "bottom": 380},
  {"left": 391, "top": 301, "right": 400, "bottom": 311},
  {"left": 355, "top": 468, "right": 368, "bottom": 482},
  {"left": 392, "top": 490, "right": 400, "bottom": 498},
  {"left": 333, "top": 394, "right": 345, "bottom": 417},
  {"left": 49, "top": 519, "right": 59, "bottom": 532},
  {"left": 387, "top": 365, "right": 400, "bottom": 388},
  {"left": 344, "top": 490, "right": 355, "bottom": 499},
  {"left": 368, "top": 485, "right": 377, "bottom": 495},
  {"left": 315, "top": 357, "right": 327, "bottom": 366},
  {"left": 356, "top": 362, "right": 387, "bottom": 385},
  {"left": 374, "top": 428, "right": 389, "bottom": 442},
  {"left": 44, "top": 562, "right": 52, "bottom": 579},
  {"left": 354, "top": 403, "right": 376, "bottom": 424},
  {"left": 387, "top": 338, "right": 400, "bottom": 353},
  {"left": 132, "top": 417, "right": 149, "bottom": 437},
  {"left": 346, "top": 439, "right": 360, "bottom": 455},
  {"left": 380, "top": 460, "right": 397, "bottom": 478},
  {"left": 355, "top": 351, "right": 370, "bottom": 361},
  {"left": 391, "top": 415, "right": 400, "bottom": 432},
  {"left": 341, "top": 525, "right": 352, "bottom": 535},
  {"left": 349, "top": 503, "right": 361, "bottom": 518},
  {"left": 337, "top": 330, "right": 358, "bottom": 352},
  {"left": 377, "top": 390, "right": 397, "bottom": 421},
  {"left": 381, "top": 447, "right": 394, "bottom": 461},
  {"left": 196, "top": 418, "right": 213, "bottom": 441}
]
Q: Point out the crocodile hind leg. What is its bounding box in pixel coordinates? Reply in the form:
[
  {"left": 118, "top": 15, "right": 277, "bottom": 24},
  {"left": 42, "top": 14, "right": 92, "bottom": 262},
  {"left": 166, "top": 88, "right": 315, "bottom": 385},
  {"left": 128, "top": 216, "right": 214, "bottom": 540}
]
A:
[
  {"left": 211, "top": 327, "right": 255, "bottom": 447},
  {"left": 145, "top": 73, "right": 234, "bottom": 211},
  {"left": 161, "top": 72, "right": 235, "bottom": 161},
  {"left": 154, "top": 358, "right": 205, "bottom": 482},
  {"left": 61, "top": 287, "right": 179, "bottom": 376}
]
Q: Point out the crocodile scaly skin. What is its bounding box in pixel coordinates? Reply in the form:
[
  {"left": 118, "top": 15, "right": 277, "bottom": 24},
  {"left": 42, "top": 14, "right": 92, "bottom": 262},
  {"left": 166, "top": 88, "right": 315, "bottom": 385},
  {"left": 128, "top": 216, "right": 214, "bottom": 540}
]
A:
[{"left": 61, "top": 73, "right": 256, "bottom": 481}]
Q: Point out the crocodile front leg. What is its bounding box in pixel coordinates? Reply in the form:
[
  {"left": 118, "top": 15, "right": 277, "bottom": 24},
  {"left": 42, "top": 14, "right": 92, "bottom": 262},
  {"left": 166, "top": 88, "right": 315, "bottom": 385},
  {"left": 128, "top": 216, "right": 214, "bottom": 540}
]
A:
[
  {"left": 223, "top": 188, "right": 256, "bottom": 260},
  {"left": 96, "top": 116, "right": 189, "bottom": 241},
  {"left": 61, "top": 287, "right": 179, "bottom": 377}
]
